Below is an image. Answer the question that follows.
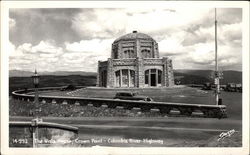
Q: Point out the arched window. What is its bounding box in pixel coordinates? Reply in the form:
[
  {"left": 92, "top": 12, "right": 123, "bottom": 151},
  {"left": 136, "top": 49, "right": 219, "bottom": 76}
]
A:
[
  {"left": 115, "top": 69, "right": 135, "bottom": 87},
  {"left": 144, "top": 69, "right": 162, "bottom": 87},
  {"left": 141, "top": 49, "right": 151, "bottom": 58},
  {"left": 124, "top": 50, "right": 134, "bottom": 58}
]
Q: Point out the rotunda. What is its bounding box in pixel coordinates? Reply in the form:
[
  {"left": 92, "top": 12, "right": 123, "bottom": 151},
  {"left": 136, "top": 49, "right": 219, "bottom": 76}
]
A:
[{"left": 97, "top": 31, "right": 174, "bottom": 88}]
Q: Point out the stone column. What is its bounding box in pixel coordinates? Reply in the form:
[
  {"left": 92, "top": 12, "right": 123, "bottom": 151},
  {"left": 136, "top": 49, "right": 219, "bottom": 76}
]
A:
[
  {"left": 136, "top": 40, "right": 141, "bottom": 58},
  {"left": 167, "top": 59, "right": 175, "bottom": 86},
  {"left": 118, "top": 42, "right": 122, "bottom": 59},
  {"left": 96, "top": 61, "right": 100, "bottom": 87},
  {"left": 154, "top": 42, "right": 159, "bottom": 58},
  {"left": 111, "top": 43, "right": 114, "bottom": 59},
  {"left": 148, "top": 69, "right": 151, "bottom": 87},
  {"left": 136, "top": 57, "right": 144, "bottom": 88},
  {"left": 162, "top": 57, "right": 175, "bottom": 87},
  {"left": 162, "top": 57, "right": 168, "bottom": 87},
  {"left": 120, "top": 69, "right": 122, "bottom": 87},
  {"left": 106, "top": 58, "right": 114, "bottom": 88},
  {"left": 128, "top": 69, "right": 130, "bottom": 87}
]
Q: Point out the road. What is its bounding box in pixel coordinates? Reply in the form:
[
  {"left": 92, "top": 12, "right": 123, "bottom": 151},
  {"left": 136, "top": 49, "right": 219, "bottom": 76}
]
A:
[{"left": 10, "top": 116, "right": 241, "bottom": 147}]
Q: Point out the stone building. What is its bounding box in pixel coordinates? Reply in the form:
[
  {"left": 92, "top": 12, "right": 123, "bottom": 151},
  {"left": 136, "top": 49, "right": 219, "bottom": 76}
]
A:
[{"left": 97, "top": 31, "right": 174, "bottom": 88}]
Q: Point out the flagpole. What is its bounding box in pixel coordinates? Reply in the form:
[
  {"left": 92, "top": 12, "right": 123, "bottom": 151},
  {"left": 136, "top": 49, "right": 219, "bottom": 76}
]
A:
[{"left": 215, "top": 8, "right": 220, "bottom": 105}]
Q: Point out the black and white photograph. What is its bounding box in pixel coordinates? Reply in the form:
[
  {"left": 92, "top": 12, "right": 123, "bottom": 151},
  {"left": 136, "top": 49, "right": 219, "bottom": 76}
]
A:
[{"left": 1, "top": 1, "right": 249, "bottom": 155}]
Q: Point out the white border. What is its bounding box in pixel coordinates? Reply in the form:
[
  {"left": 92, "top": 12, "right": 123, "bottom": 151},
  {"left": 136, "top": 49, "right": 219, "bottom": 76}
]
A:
[{"left": 1, "top": 1, "right": 249, "bottom": 155}]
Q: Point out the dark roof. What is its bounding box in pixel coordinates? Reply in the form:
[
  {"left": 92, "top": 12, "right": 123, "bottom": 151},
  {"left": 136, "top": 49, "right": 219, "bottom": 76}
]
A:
[{"left": 114, "top": 31, "right": 155, "bottom": 43}]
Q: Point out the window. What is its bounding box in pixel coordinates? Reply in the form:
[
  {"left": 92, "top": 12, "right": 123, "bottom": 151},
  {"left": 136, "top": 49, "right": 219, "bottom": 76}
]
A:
[
  {"left": 115, "top": 69, "right": 135, "bottom": 87},
  {"left": 114, "top": 49, "right": 118, "bottom": 59},
  {"left": 130, "top": 70, "right": 135, "bottom": 87},
  {"left": 145, "top": 69, "right": 162, "bottom": 86},
  {"left": 115, "top": 70, "right": 121, "bottom": 87},
  {"left": 122, "top": 69, "right": 129, "bottom": 86},
  {"left": 145, "top": 70, "right": 149, "bottom": 84},
  {"left": 141, "top": 49, "right": 151, "bottom": 58},
  {"left": 124, "top": 50, "right": 134, "bottom": 58},
  {"left": 158, "top": 70, "right": 162, "bottom": 84}
]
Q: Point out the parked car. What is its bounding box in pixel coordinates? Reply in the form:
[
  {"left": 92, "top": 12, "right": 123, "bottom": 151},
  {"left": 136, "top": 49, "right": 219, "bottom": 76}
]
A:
[
  {"left": 225, "top": 83, "right": 242, "bottom": 92},
  {"left": 114, "top": 91, "right": 153, "bottom": 101},
  {"left": 60, "top": 85, "right": 76, "bottom": 91},
  {"left": 202, "top": 82, "right": 212, "bottom": 90}
]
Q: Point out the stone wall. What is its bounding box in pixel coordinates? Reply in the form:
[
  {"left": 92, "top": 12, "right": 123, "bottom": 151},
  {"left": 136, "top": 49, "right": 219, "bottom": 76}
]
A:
[
  {"left": 97, "top": 61, "right": 108, "bottom": 87},
  {"left": 111, "top": 39, "right": 159, "bottom": 60},
  {"left": 98, "top": 57, "right": 174, "bottom": 88},
  {"left": 162, "top": 57, "right": 174, "bottom": 87}
]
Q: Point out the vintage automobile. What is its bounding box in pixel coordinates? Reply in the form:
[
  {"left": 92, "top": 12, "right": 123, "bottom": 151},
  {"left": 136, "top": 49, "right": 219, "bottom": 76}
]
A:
[
  {"left": 225, "top": 83, "right": 242, "bottom": 92},
  {"left": 60, "top": 84, "right": 76, "bottom": 91},
  {"left": 114, "top": 91, "right": 153, "bottom": 101},
  {"left": 202, "top": 82, "right": 212, "bottom": 90}
]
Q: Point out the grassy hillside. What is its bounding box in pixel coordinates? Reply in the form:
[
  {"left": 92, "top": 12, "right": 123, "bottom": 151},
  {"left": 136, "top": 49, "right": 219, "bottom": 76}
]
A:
[
  {"left": 9, "top": 75, "right": 96, "bottom": 94},
  {"left": 174, "top": 70, "right": 242, "bottom": 85}
]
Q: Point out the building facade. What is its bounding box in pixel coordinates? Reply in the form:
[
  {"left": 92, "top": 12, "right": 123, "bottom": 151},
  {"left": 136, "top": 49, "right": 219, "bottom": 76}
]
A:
[{"left": 97, "top": 31, "right": 174, "bottom": 88}]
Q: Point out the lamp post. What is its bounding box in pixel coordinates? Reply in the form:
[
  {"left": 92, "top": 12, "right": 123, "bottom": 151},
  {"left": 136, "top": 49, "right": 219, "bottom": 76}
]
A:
[
  {"left": 31, "top": 69, "right": 42, "bottom": 147},
  {"left": 32, "top": 69, "right": 40, "bottom": 115}
]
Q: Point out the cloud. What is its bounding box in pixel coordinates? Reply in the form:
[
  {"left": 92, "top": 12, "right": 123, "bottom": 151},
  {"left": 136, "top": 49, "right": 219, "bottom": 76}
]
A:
[
  {"left": 9, "top": 39, "right": 112, "bottom": 72},
  {"left": 32, "top": 40, "right": 63, "bottom": 57},
  {"left": 65, "top": 39, "right": 112, "bottom": 55},
  {"left": 9, "top": 8, "right": 82, "bottom": 46},
  {"left": 71, "top": 9, "right": 127, "bottom": 39},
  {"left": 219, "top": 23, "right": 242, "bottom": 46},
  {"left": 62, "top": 39, "right": 113, "bottom": 71},
  {"left": 9, "top": 8, "right": 242, "bottom": 72},
  {"left": 9, "top": 18, "right": 16, "bottom": 29},
  {"left": 9, "top": 41, "right": 16, "bottom": 55},
  {"left": 9, "top": 40, "right": 65, "bottom": 71}
]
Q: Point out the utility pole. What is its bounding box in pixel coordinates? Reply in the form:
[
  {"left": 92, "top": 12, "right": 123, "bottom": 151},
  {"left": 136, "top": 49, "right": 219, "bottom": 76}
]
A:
[{"left": 214, "top": 8, "right": 221, "bottom": 105}]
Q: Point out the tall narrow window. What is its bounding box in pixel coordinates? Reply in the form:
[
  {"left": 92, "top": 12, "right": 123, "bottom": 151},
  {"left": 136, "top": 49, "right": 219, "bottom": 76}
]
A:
[
  {"left": 113, "top": 48, "right": 118, "bottom": 59},
  {"left": 122, "top": 69, "right": 129, "bottom": 87},
  {"left": 158, "top": 70, "right": 162, "bottom": 84},
  {"left": 141, "top": 49, "right": 151, "bottom": 58},
  {"left": 101, "top": 70, "right": 107, "bottom": 87},
  {"left": 130, "top": 70, "right": 135, "bottom": 87},
  {"left": 145, "top": 70, "right": 149, "bottom": 84},
  {"left": 115, "top": 70, "right": 120, "bottom": 87}
]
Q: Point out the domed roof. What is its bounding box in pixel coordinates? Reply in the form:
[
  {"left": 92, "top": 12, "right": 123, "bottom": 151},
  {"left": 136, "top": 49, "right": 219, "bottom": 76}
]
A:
[{"left": 114, "top": 31, "right": 155, "bottom": 43}]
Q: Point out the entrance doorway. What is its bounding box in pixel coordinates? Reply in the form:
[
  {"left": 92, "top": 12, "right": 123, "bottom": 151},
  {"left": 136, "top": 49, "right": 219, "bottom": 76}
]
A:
[
  {"left": 145, "top": 69, "right": 162, "bottom": 87},
  {"left": 150, "top": 74, "right": 156, "bottom": 86}
]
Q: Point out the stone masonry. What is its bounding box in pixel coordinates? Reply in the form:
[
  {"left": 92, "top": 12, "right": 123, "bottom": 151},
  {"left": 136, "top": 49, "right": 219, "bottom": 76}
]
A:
[{"left": 97, "top": 31, "right": 174, "bottom": 88}]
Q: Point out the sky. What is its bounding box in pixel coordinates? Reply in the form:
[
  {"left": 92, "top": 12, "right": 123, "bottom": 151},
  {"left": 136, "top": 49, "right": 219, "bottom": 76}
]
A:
[{"left": 9, "top": 8, "right": 242, "bottom": 72}]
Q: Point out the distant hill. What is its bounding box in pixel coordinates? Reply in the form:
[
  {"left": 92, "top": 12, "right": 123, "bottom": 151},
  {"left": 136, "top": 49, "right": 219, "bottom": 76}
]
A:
[
  {"left": 9, "top": 69, "right": 242, "bottom": 89},
  {"left": 174, "top": 69, "right": 242, "bottom": 85},
  {"left": 9, "top": 70, "right": 97, "bottom": 77},
  {"left": 9, "top": 75, "right": 97, "bottom": 95}
]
